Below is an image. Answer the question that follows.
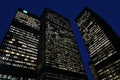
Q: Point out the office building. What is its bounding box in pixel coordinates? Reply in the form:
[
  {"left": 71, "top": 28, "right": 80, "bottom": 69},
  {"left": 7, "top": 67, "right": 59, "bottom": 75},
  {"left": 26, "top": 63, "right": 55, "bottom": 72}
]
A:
[
  {"left": 0, "top": 9, "right": 40, "bottom": 80},
  {"left": 75, "top": 7, "right": 120, "bottom": 80},
  {"left": 37, "top": 8, "right": 86, "bottom": 80}
]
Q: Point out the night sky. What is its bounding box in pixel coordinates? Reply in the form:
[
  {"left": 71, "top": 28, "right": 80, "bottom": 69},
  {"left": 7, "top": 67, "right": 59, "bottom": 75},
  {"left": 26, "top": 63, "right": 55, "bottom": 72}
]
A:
[{"left": 0, "top": 0, "right": 120, "bottom": 80}]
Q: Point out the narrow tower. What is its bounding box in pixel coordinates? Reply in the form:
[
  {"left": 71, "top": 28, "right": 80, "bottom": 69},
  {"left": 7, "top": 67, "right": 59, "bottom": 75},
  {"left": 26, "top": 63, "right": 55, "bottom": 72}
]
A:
[
  {"left": 75, "top": 7, "right": 120, "bottom": 80},
  {"left": 0, "top": 9, "right": 40, "bottom": 80},
  {"left": 37, "top": 8, "right": 87, "bottom": 80}
]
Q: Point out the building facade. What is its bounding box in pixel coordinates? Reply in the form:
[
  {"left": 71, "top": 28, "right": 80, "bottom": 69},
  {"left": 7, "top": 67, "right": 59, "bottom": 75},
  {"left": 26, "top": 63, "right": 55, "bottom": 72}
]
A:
[
  {"left": 37, "top": 8, "right": 86, "bottom": 80},
  {"left": 75, "top": 7, "right": 120, "bottom": 80},
  {"left": 0, "top": 9, "right": 40, "bottom": 80}
]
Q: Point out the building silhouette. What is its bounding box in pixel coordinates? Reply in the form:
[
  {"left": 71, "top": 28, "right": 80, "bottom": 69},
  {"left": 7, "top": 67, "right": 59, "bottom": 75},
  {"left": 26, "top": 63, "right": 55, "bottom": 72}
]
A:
[
  {"left": 0, "top": 9, "right": 40, "bottom": 80},
  {"left": 75, "top": 7, "right": 120, "bottom": 80},
  {"left": 37, "top": 8, "right": 87, "bottom": 80},
  {"left": 0, "top": 8, "right": 87, "bottom": 80}
]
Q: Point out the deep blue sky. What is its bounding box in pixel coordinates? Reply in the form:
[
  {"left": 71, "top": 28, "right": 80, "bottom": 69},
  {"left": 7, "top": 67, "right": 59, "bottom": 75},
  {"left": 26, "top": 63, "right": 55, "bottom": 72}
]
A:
[{"left": 0, "top": 0, "right": 120, "bottom": 80}]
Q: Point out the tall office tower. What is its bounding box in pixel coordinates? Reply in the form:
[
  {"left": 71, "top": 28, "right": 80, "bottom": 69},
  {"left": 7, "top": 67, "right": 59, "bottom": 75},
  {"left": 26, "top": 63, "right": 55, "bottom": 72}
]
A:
[
  {"left": 37, "top": 8, "right": 86, "bottom": 80},
  {"left": 0, "top": 9, "right": 40, "bottom": 80},
  {"left": 75, "top": 7, "right": 120, "bottom": 80}
]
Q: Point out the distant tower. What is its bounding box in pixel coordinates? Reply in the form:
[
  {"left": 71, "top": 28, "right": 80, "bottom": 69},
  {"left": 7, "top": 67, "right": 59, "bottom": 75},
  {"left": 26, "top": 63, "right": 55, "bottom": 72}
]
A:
[
  {"left": 0, "top": 9, "right": 40, "bottom": 80},
  {"left": 75, "top": 7, "right": 120, "bottom": 80},
  {"left": 37, "top": 8, "right": 87, "bottom": 80}
]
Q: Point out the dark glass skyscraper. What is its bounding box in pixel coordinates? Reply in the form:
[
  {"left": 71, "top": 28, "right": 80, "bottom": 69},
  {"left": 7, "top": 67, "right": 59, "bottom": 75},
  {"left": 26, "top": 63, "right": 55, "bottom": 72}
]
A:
[
  {"left": 37, "top": 8, "right": 86, "bottom": 80},
  {"left": 0, "top": 9, "right": 40, "bottom": 80},
  {"left": 75, "top": 7, "right": 120, "bottom": 80}
]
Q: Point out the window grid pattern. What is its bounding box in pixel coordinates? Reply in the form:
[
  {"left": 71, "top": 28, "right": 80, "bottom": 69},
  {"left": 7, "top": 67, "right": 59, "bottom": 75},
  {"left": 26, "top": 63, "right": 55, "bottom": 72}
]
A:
[
  {"left": 0, "top": 10, "right": 40, "bottom": 70},
  {"left": 0, "top": 74, "right": 35, "bottom": 80},
  {"left": 76, "top": 9, "right": 119, "bottom": 80},
  {"left": 40, "top": 72, "right": 85, "bottom": 80},
  {"left": 43, "top": 11, "right": 84, "bottom": 73}
]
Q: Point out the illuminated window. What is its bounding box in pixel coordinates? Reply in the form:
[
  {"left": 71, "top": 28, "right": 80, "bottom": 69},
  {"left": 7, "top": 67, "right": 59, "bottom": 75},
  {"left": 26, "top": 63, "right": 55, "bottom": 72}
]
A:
[
  {"left": 13, "top": 56, "right": 17, "bottom": 59},
  {"left": 24, "top": 58, "right": 28, "bottom": 61},
  {"left": 12, "top": 38, "right": 15, "bottom": 41},
  {"left": 10, "top": 51, "right": 14, "bottom": 54},
  {"left": 21, "top": 54, "right": 25, "bottom": 57},
  {"left": 8, "top": 41, "right": 13, "bottom": 44},
  {"left": 6, "top": 54, "right": 10, "bottom": 57}
]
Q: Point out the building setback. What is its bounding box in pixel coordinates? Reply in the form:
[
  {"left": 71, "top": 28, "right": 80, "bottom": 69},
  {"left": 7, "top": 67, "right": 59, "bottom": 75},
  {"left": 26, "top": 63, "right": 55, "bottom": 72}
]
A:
[
  {"left": 0, "top": 9, "right": 40, "bottom": 80},
  {"left": 75, "top": 7, "right": 120, "bottom": 80},
  {"left": 37, "top": 8, "right": 87, "bottom": 80}
]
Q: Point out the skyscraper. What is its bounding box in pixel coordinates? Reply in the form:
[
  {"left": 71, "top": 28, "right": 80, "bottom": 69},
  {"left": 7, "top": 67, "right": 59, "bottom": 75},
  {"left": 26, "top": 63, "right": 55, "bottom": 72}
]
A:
[
  {"left": 37, "top": 8, "right": 87, "bottom": 80},
  {"left": 75, "top": 7, "right": 120, "bottom": 80},
  {"left": 0, "top": 9, "right": 40, "bottom": 80}
]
